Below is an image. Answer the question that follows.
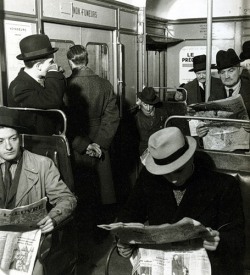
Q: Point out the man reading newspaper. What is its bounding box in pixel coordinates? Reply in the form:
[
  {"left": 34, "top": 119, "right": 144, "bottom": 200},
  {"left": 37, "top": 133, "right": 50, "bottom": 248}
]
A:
[
  {"left": 0, "top": 107, "right": 77, "bottom": 275},
  {"left": 116, "top": 127, "right": 245, "bottom": 275}
]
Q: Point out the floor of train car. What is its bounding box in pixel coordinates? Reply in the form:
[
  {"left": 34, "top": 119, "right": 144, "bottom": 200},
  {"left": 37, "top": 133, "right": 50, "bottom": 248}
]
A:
[{"left": 76, "top": 202, "right": 132, "bottom": 275}]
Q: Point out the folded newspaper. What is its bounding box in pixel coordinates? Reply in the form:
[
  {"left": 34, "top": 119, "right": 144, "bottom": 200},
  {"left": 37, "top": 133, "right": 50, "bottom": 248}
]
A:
[
  {"left": 188, "top": 95, "right": 250, "bottom": 151},
  {"left": 98, "top": 217, "right": 208, "bottom": 244},
  {"left": 0, "top": 197, "right": 47, "bottom": 228}
]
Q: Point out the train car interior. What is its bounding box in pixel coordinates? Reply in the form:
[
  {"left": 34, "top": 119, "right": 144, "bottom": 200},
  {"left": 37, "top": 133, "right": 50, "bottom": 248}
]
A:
[{"left": 1, "top": 0, "right": 250, "bottom": 274}]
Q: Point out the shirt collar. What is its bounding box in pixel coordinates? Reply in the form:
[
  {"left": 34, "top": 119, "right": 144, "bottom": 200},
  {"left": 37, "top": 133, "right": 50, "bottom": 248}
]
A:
[{"left": 225, "top": 80, "right": 241, "bottom": 96}]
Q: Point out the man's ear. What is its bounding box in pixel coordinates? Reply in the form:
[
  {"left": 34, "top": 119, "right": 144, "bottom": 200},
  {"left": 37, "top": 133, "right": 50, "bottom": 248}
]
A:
[{"left": 35, "top": 61, "right": 42, "bottom": 71}]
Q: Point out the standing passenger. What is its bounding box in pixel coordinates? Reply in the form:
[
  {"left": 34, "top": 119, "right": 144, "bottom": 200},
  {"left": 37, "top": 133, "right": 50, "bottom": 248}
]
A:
[
  {"left": 65, "top": 45, "right": 120, "bottom": 225},
  {"left": 8, "top": 34, "right": 66, "bottom": 135},
  {"left": 182, "top": 54, "right": 220, "bottom": 105}
]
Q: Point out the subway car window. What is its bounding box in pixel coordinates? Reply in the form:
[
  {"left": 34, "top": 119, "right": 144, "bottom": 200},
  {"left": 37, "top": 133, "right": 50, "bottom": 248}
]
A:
[
  {"left": 50, "top": 40, "right": 74, "bottom": 78},
  {"left": 86, "top": 43, "right": 109, "bottom": 80}
]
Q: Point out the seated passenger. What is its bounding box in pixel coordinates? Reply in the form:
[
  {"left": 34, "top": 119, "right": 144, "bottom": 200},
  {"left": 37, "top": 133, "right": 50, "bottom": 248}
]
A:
[
  {"left": 0, "top": 107, "right": 77, "bottom": 275},
  {"left": 197, "top": 48, "right": 250, "bottom": 137},
  {"left": 117, "top": 127, "right": 245, "bottom": 275},
  {"left": 182, "top": 54, "right": 220, "bottom": 105},
  {"left": 240, "top": 40, "right": 250, "bottom": 80},
  {"left": 131, "top": 87, "right": 169, "bottom": 156}
]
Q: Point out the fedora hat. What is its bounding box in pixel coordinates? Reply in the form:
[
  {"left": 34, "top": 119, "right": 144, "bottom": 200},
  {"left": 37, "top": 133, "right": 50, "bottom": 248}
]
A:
[
  {"left": 16, "top": 34, "right": 58, "bottom": 61},
  {"left": 189, "top": 55, "right": 216, "bottom": 72},
  {"left": 145, "top": 127, "right": 197, "bottom": 175},
  {"left": 137, "top": 87, "right": 160, "bottom": 105},
  {"left": 240, "top": 41, "right": 250, "bottom": 61},
  {"left": 0, "top": 107, "right": 27, "bottom": 133},
  {"left": 215, "top": 48, "right": 241, "bottom": 71}
]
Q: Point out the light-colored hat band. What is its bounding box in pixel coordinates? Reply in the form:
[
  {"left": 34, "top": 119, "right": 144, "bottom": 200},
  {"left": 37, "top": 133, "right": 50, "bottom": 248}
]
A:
[{"left": 153, "top": 138, "right": 189, "bottom": 166}]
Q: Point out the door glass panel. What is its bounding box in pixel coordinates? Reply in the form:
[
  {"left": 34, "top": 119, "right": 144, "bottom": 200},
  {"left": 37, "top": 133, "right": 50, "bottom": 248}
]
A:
[
  {"left": 50, "top": 40, "right": 75, "bottom": 78},
  {"left": 86, "top": 43, "right": 109, "bottom": 80}
]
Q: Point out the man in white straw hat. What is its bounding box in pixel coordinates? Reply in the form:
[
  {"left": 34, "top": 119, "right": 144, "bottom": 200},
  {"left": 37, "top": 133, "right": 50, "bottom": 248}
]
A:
[{"left": 116, "top": 127, "right": 245, "bottom": 275}]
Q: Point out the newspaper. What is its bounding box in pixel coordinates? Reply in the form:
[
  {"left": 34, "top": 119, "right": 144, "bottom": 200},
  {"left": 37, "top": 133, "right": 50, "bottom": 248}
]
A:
[
  {"left": 131, "top": 247, "right": 211, "bottom": 275},
  {"left": 98, "top": 217, "right": 208, "bottom": 244},
  {"left": 0, "top": 198, "right": 47, "bottom": 274},
  {"left": 188, "top": 95, "right": 250, "bottom": 151},
  {"left": 0, "top": 198, "right": 47, "bottom": 228},
  {"left": 0, "top": 229, "right": 41, "bottom": 275}
]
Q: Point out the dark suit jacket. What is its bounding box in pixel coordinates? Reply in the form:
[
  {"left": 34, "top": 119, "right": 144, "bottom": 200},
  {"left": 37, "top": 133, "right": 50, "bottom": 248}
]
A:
[
  {"left": 8, "top": 68, "right": 65, "bottom": 134},
  {"left": 118, "top": 167, "right": 245, "bottom": 275},
  {"left": 209, "top": 77, "right": 250, "bottom": 117},
  {"left": 183, "top": 77, "right": 222, "bottom": 105}
]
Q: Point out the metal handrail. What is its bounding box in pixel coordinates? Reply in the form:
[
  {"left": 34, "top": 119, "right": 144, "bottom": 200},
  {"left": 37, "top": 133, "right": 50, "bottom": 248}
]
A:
[
  {"left": 8, "top": 107, "right": 67, "bottom": 136},
  {"left": 152, "top": 86, "right": 187, "bottom": 102},
  {"left": 164, "top": 115, "right": 250, "bottom": 128}
]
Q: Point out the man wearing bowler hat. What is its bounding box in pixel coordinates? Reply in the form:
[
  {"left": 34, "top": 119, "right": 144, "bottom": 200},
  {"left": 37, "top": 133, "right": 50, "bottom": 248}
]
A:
[
  {"left": 197, "top": 48, "right": 250, "bottom": 137},
  {"left": 182, "top": 54, "right": 220, "bottom": 105},
  {"left": 0, "top": 106, "right": 77, "bottom": 274},
  {"left": 8, "top": 34, "right": 66, "bottom": 135},
  {"left": 133, "top": 87, "right": 169, "bottom": 155},
  {"left": 116, "top": 127, "right": 245, "bottom": 275}
]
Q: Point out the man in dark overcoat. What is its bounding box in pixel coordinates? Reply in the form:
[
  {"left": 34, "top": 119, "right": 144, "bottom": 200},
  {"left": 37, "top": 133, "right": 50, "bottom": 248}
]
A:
[
  {"left": 65, "top": 45, "right": 120, "bottom": 221},
  {"left": 7, "top": 34, "right": 66, "bottom": 135},
  {"left": 182, "top": 54, "right": 221, "bottom": 105},
  {"left": 117, "top": 127, "right": 245, "bottom": 275}
]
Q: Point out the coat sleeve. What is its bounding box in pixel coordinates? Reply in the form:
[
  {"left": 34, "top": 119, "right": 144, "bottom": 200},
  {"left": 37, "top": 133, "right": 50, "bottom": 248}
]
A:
[
  {"left": 117, "top": 172, "right": 148, "bottom": 224},
  {"left": 43, "top": 158, "right": 77, "bottom": 224},
  {"left": 11, "top": 71, "right": 65, "bottom": 109},
  {"left": 207, "top": 175, "right": 245, "bottom": 272},
  {"left": 94, "top": 82, "right": 120, "bottom": 150}
]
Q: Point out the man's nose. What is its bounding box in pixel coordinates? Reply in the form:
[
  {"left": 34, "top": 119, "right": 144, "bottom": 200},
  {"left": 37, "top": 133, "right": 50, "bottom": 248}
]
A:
[{"left": 5, "top": 140, "right": 12, "bottom": 150}]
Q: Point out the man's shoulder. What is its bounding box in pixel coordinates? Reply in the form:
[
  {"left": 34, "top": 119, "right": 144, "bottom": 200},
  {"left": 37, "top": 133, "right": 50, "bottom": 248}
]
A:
[
  {"left": 196, "top": 168, "right": 239, "bottom": 188},
  {"left": 23, "top": 150, "right": 52, "bottom": 164},
  {"left": 183, "top": 79, "right": 197, "bottom": 89}
]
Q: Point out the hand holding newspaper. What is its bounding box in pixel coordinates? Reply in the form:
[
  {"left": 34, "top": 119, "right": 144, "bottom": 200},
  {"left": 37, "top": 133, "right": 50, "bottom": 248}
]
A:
[
  {"left": 188, "top": 95, "right": 250, "bottom": 151},
  {"left": 98, "top": 217, "right": 209, "bottom": 244},
  {"left": 0, "top": 197, "right": 47, "bottom": 228}
]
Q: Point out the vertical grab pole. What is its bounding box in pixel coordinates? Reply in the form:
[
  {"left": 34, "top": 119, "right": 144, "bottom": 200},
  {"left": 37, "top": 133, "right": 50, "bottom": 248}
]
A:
[{"left": 205, "top": 0, "right": 213, "bottom": 102}]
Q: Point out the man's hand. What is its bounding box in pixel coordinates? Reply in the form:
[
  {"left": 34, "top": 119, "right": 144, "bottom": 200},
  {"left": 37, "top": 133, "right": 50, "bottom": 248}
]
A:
[
  {"left": 37, "top": 216, "right": 56, "bottom": 234},
  {"left": 196, "top": 123, "right": 209, "bottom": 137},
  {"left": 203, "top": 228, "right": 220, "bottom": 251},
  {"left": 174, "top": 91, "right": 184, "bottom": 101},
  {"left": 86, "top": 143, "right": 102, "bottom": 158},
  {"left": 117, "top": 239, "right": 134, "bottom": 258}
]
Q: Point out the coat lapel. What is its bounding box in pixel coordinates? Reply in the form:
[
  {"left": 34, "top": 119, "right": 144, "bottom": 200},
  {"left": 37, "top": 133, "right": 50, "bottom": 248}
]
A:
[{"left": 15, "top": 152, "right": 39, "bottom": 206}]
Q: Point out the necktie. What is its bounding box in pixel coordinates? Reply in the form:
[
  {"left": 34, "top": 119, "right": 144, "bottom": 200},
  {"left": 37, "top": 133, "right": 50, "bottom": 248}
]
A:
[
  {"left": 4, "top": 161, "right": 12, "bottom": 201},
  {"left": 229, "top": 89, "right": 234, "bottom": 97}
]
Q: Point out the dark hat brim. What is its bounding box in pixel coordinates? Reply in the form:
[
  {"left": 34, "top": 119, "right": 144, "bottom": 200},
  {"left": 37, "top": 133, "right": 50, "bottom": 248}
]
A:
[
  {"left": 0, "top": 124, "right": 28, "bottom": 134},
  {"left": 137, "top": 93, "right": 160, "bottom": 105},
  {"left": 16, "top": 48, "right": 58, "bottom": 61},
  {"left": 189, "top": 64, "right": 217, "bottom": 72},
  {"left": 214, "top": 60, "right": 241, "bottom": 70},
  {"left": 239, "top": 52, "right": 250, "bottom": 61}
]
